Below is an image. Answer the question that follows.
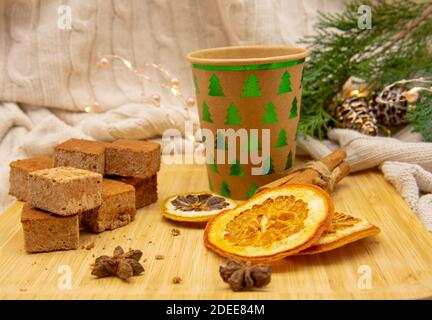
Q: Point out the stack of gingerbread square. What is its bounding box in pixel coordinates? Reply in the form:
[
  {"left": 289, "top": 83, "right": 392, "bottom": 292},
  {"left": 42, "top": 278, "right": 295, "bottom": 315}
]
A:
[
  {"left": 9, "top": 138, "right": 161, "bottom": 253},
  {"left": 16, "top": 165, "right": 103, "bottom": 253},
  {"left": 54, "top": 138, "right": 160, "bottom": 234},
  {"left": 104, "top": 139, "right": 160, "bottom": 209}
]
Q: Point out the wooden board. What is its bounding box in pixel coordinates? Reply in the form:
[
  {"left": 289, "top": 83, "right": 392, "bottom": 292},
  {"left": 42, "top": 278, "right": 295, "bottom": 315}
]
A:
[{"left": 1, "top": 156, "right": 432, "bottom": 300}]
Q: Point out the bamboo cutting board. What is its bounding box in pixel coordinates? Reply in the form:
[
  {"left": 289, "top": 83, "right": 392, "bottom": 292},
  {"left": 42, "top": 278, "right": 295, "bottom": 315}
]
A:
[{"left": 1, "top": 156, "right": 432, "bottom": 300}]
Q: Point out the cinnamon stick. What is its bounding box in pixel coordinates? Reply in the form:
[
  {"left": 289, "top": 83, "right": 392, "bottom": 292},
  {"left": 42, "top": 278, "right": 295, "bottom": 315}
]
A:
[{"left": 257, "top": 149, "right": 350, "bottom": 193}]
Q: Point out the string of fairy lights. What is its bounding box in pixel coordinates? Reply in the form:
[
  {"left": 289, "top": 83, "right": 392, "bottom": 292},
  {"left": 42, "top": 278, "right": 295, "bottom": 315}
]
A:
[
  {"left": 377, "top": 77, "right": 432, "bottom": 105},
  {"left": 85, "top": 55, "right": 197, "bottom": 132}
]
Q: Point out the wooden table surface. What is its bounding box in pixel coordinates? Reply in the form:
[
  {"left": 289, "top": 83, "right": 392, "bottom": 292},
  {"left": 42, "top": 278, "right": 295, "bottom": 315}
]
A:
[{"left": 1, "top": 156, "right": 432, "bottom": 299}]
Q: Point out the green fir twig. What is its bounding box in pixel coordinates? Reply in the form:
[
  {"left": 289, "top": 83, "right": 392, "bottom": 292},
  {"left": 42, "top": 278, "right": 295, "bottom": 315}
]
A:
[
  {"left": 298, "top": 0, "right": 432, "bottom": 139},
  {"left": 406, "top": 91, "right": 432, "bottom": 142}
]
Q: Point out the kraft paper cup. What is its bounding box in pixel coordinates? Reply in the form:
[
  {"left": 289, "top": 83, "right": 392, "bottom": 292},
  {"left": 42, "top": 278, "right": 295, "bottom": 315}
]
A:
[{"left": 187, "top": 45, "right": 309, "bottom": 200}]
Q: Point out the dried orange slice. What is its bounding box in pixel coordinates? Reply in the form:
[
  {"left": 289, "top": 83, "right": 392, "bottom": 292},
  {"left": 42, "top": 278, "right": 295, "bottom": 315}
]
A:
[
  {"left": 162, "top": 192, "right": 237, "bottom": 222},
  {"left": 298, "top": 212, "right": 380, "bottom": 255},
  {"left": 204, "top": 183, "right": 334, "bottom": 262}
]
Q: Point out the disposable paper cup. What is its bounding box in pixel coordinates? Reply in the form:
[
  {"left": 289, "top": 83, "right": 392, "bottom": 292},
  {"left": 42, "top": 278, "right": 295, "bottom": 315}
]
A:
[{"left": 187, "top": 45, "right": 309, "bottom": 200}]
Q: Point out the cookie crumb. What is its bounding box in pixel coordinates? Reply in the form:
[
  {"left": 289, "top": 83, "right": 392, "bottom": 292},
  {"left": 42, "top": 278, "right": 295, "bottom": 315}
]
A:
[
  {"left": 85, "top": 242, "right": 95, "bottom": 250},
  {"left": 155, "top": 254, "right": 165, "bottom": 260},
  {"left": 19, "top": 288, "right": 27, "bottom": 292},
  {"left": 171, "top": 228, "right": 181, "bottom": 237},
  {"left": 172, "top": 276, "right": 182, "bottom": 284}
]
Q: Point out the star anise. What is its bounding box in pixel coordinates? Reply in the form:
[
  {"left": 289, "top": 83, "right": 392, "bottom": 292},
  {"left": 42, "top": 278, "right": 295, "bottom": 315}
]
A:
[
  {"left": 91, "top": 246, "right": 144, "bottom": 280},
  {"left": 171, "top": 193, "right": 230, "bottom": 212},
  {"left": 219, "top": 258, "right": 272, "bottom": 291}
]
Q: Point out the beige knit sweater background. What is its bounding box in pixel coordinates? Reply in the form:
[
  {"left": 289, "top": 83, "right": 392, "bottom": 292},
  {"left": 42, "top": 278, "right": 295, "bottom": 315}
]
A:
[{"left": 0, "top": 0, "right": 431, "bottom": 230}]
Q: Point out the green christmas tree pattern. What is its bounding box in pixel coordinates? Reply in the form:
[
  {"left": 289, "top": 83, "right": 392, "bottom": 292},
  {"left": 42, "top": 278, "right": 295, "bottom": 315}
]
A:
[
  {"left": 208, "top": 175, "right": 213, "bottom": 191},
  {"left": 261, "top": 102, "right": 278, "bottom": 124},
  {"left": 208, "top": 74, "right": 224, "bottom": 97},
  {"left": 300, "top": 69, "right": 304, "bottom": 89},
  {"left": 289, "top": 97, "right": 298, "bottom": 119},
  {"left": 276, "top": 128, "right": 288, "bottom": 148},
  {"left": 246, "top": 183, "right": 258, "bottom": 199},
  {"left": 278, "top": 70, "right": 292, "bottom": 94},
  {"left": 285, "top": 151, "right": 293, "bottom": 170},
  {"left": 225, "top": 103, "right": 242, "bottom": 126},
  {"left": 229, "top": 159, "right": 244, "bottom": 177},
  {"left": 220, "top": 181, "right": 231, "bottom": 198},
  {"left": 241, "top": 74, "right": 262, "bottom": 97},
  {"left": 262, "top": 157, "right": 275, "bottom": 175},
  {"left": 209, "top": 153, "right": 219, "bottom": 173},
  {"left": 202, "top": 101, "right": 213, "bottom": 123},
  {"left": 193, "top": 73, "right": 200, "bottom": 94}
]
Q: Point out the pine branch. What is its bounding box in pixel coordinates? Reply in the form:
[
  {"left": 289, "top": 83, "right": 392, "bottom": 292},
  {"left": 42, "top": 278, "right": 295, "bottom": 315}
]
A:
[
  {"left": 298, "top": 0, "right": 432, "bottom": 139},
  {"left": 382, "top": 5, "right": 432, "bottom": 53},
  {"left": 406, "top": 92, "right": 432, "bottom": 142}
]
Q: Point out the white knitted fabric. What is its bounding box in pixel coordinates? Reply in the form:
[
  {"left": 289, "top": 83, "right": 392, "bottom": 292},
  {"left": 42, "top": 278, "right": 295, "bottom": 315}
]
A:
[
  {"left": 0, "top": 0, "right": 345, "bottom": 112},
  {"left": 381, "top": 162, "right": 432, "bottom": 231},
  {"left": 299, "top": 128, "right": 432, "bottom": 230},
  {"left": 299, "top": 128, "right": 432, "bottom": 172}
]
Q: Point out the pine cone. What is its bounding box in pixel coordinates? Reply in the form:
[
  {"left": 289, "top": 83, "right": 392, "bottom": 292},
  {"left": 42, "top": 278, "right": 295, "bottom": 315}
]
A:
[
  {"left": 370, "top": 87, "right": 409, "bottom": 126},
  {"left": 334, "top": 96, "right": 378, "bottom": 135}
]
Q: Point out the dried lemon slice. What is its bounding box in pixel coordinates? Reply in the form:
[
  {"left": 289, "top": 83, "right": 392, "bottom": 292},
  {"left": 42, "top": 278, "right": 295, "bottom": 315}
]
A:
[
  {"left": 204, "top": 183, "right": 334, "bottom": 262},
  {"left": 162, "top": 192, "right": 237, "bottom": 222},
  {"left": 298, "top": 212, "right": 380, "bottom": 255}
]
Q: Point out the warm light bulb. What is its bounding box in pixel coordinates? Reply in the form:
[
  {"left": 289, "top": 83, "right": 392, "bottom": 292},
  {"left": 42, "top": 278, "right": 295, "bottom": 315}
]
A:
[
  {"left": 152, "top": 94, "right": 161, "bottom": 106},
  {"left": 97, "top": 57, "right": 111, "bottom": 69},
  {"left": 170, "top": 78, "right": 180, "bottom": 87},
  {"left": 186, "top": 97, "right": 195, "bottom": 107}
]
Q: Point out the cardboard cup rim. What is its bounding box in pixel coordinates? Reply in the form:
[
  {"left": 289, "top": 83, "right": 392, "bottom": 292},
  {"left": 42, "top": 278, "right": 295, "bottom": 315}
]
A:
[{"left": 186, "top": 45, "right": 309, "bottom": 66}]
